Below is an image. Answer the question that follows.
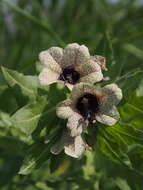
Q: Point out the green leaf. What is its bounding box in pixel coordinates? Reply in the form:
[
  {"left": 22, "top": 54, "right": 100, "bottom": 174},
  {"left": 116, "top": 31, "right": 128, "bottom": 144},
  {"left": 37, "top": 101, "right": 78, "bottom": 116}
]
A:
[
  {"left": 94, "top": 149, "right": 143, "bottom": 190},
  {"left": 19, "top": 141, "right": 51, "bottom": 175},
  {"left": 120, "top": 95, "right": 143, "bottom": 128},
  {"left": 96, "top": 30, "right": 115, "bottom": 67},
  {"left": 50, "top": 153, "right": 65, "bottom": 174},
  {"left": 136, "top": 79, "right": 143, "bottom": 97},
  {"left": 0, "top": 136, "right": 25, "bottom": 155},
  {"left": 97, "top": 94, "right": 143, "bottom": 175},
  {"left": 123, "top": 43, "right": 143, "bottom": 60},
  {"left": 104, "top": 31, "right": 115, "bottom": 67},
  {"left": 1, "top": 66, "right": 39, "bottom": 100},
  {"left": 105, "top": 123, "right": 143, "bottom": 149},
  {"left": 19, "top": 124, "right": 62, "bottom": 175},
  {"left": 114, "top": 177, "right": 131, "bottom": 190},
  {"left": 115, "top": 69, "right": 143, "bottom": 94},
  {"left": 11, "top": 97, "right": 55, "bottom": 135},
  {"left": 0, "top": 111, "right": 12, "bottom": 127},
  {"left": 97, "top": 132, "right": 132, "bottom": 168},
  {"left": 0, "top": 87, "right": 18, "bottom": 114}
]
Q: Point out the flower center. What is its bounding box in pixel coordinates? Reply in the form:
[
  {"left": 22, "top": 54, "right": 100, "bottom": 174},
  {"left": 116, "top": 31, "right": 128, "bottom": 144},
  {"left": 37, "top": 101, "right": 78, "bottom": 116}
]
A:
[
  {"left": 59, "top": 66, "right": 80, "bottom": 84},
  {"left": 76, "top": 93, "right": 99, "bottom": 123}
]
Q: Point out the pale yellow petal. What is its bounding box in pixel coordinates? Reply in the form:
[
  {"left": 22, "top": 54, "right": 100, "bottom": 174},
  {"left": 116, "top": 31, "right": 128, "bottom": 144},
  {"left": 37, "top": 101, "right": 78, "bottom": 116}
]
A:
[
  {"left": 100, "top": 105, "right": 120, "bottom": 119},
  {"left": 65, "top": 135, "right": 87, "bottom": 158},
  {"left": 61, "top": 43, "right": 80, "bottom": 68},
  {"left": 56, "top": 99, "right": 74, "bottom": 119},
  {"left": 39, "top": 68, "right": 59, "bottom": 85},
  {"left": 51, "top": 130, "right": 87, "bottom": 158},
  {"left": 75, "top": 59, "right": 101, "bottom": 76},
  {"left": 91, "top": 55, "right": 107, "bottom": 70},
  {"left": 39, "top": 50, "right": 61, "bottom": 73},
  {"left": 67, "top": 114, "right": 88, "bottom": 137},
  {"left": 80, "top": 71, "right": 103, "bottom": 84},
  {"left": 50, "top": 140, "right": 64, "bottom": 155},
  {"left": 61, "top": 43, "right": 90, "bottom": 69},
  {"left": 96, "top": 114, "right": 117, "bottom": 126},
  {"left": 102, "top": 84, "right": 123, "bottom": 105},
  {"left": 50, "top": 129, "right": 72, "bottom": 155},
  {"left": 48, "top": 47, "right": 63, "bottom": 64},
  {"left": 96, "top": 104, "right": 120, "bottom": 126},
  {"left": 75, "top": 45, "right": 90, "bottom": 67},
  {"left": 108, "top": 106, "right": 120, "bottom": 120}
]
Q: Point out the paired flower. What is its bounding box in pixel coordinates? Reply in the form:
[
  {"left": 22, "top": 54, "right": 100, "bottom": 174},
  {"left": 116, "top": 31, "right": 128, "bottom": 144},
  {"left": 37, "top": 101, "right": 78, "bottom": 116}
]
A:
[
  {"left": 39, "top": 43, "right": 105, "bottom": 90},
  {"left": 51, "top": 83, "right": 122, "bottom": 157},
  {"left": 38, "top": 43, "right": 123, "bottom": 158}
]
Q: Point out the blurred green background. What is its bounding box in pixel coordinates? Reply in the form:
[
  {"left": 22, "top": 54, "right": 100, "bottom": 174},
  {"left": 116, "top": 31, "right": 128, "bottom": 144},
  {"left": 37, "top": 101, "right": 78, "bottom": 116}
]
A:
[{"left": 0, "top": 0, "right": 143, "bottom": 189}]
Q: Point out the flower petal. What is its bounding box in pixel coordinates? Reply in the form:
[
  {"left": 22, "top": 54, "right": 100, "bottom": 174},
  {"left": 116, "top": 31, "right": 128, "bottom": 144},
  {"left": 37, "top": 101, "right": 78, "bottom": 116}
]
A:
[
  {"left": 61, "top": 43, "right": 90, "bottom": 68},
  {"left": 75, "top": 45, "right": 90, "bottom": 67},
  {"left": 80, "top": 71, "right": 103, "bottom": 84},
  {"left": 96, "top": 114, "right": 117, "bottom": 126},
  {"left": 56, "top": 99, "right": 74, "bottom": 119},
  {"left": 48, "top": 47, "right": 63, "bottom": 64},
  {"left": 108, "top": 106, "right": 120, "bottom": 119},
  {"left": 91, "top": 55, "right": 107, "bottom": 70},
  {"left": 39, "top": 50, "right": 61, "bottom": 73},
  {"left": 50, "top": 140, "right": 64, "bottom": 155},
  {"left": 75, "top": 59, "right": 101, "bottom": 76},
  {"left": 67, "top": 114, "right": 88, "bottom": 137},
  {"left": 39, "top": 68, "right": 59, "bottom": 85},
  {"left": 65, "top": 135, "right": 87, "bottom": 158},
  {"left": 61, "top": 43, "right": 80, "bottom": 68},
  {"left": 96, "top": 105, "right": 120, "bottom": 126},
  {"left": 100, "top": 105, "right": 120, "bottom": 119},
  {"left": 51, "top": 130, "right": 87, "bottom": 158},
  {"left": 102, "top": 84, "right": 123, "bottom": 105},
  {"left": 50, "top": 129, "right": 72, "bottom": 155}
]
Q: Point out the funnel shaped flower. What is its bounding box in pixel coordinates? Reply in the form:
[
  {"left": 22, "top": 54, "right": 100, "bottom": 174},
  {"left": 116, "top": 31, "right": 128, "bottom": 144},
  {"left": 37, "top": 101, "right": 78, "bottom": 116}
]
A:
[
  {"left": 56, "top": 83, "right": 122, "bottom": 137},
  {"left": 39, "top": 43, "right": 105, "bottom": 90},
  {"left": 51, "top": 129, "right": 88, "bottom": 158}
]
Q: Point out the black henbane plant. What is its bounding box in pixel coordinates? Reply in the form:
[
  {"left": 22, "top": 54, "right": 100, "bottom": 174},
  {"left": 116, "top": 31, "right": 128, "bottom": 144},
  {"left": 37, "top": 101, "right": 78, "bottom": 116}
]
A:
[{"left": 38, "top": 43, "right": 122, "bottom": 158}]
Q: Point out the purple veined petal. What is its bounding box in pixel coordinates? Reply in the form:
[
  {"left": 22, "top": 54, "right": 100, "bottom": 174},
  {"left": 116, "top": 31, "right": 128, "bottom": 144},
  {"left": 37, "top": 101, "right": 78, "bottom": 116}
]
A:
[
  {"left": 96, "top": 114, "right": 118, "bottom": 126},
  {"left": 64, "top": 135, "right": 88, "bottom": 158},
  {"left": 102, "top": 84, "right": 123, "bottom": 106},
  {"left": 56, "top": 99, "right": 75, "bottom": 119},
  {"left": 48, "top": 47, "right": 63, "bottom": 65}
]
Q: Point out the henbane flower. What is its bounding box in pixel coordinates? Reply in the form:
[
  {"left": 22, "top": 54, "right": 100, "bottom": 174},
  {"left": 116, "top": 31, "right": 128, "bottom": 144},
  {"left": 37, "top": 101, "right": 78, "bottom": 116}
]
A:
[
  {"left": 56, "top": 83, "right": 122, "bottom": 137},
  {"left": 38, "top": 43, "right": 105, "bottom": 90},
  {"left": 51, "top": 129, "right": 88, "bottom": 158}
]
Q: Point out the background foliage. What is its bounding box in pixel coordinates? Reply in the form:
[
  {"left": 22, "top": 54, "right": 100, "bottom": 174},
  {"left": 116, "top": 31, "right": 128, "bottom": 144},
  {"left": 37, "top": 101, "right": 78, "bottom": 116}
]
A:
[{"left": 0, "top": 0, "right": 143, "bottom": 189}]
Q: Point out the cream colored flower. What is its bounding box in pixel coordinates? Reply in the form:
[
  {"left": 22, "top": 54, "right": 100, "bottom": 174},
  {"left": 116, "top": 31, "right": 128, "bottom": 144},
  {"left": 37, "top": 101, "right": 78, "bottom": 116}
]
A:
[
  {"left": 39, "top": 43, "right": 105, "bottom": 90},
  {"left": 51, "top": 129, "right": 88, "bottom": 158},
  {"left": 56, "top": 83, "right": 122, "bottom": 137}
]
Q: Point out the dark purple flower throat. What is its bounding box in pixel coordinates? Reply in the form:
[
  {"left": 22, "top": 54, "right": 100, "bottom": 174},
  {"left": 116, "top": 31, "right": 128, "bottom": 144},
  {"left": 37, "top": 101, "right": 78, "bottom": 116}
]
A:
[
  {"left": 76, "top": 93, "right": 99, "bottom": 123},
  {"left": 59, "top": 66, "right": 80, "bottom": 85}
]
